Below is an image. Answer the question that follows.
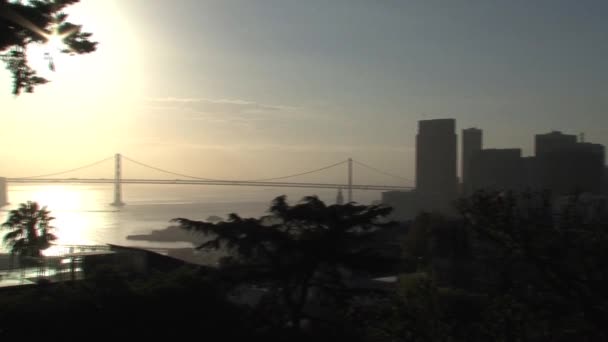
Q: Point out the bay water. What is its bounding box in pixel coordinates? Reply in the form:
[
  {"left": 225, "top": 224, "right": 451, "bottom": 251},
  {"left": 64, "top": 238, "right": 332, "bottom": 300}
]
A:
[{"left": 0, "top": 184, "right": 383, "bottom": 253}]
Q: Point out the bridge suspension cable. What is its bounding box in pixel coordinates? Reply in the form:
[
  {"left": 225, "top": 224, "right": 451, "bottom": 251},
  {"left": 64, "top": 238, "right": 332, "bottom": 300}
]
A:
[
  {"left": 245, "top": 160, "right": 348, "bottom": 182},
  {"left": 14, "top": 154, "right": 409, "bottom": 185},
  {"left": 121, "top": 155, "right": 349, "bottom": 182},
  {"left": 20, "top": 156, "right": 115, "bottom": 179},
  {"left": 352, "top": 159, "right": 413, "bottom": 183},
  {"left": 121, "top": 155, "right": 221, "bottom": 181}
]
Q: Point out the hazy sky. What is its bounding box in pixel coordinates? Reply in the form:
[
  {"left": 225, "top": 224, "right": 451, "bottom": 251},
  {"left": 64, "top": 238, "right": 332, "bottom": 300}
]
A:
[{"left": 2, "top": 0, "right": 607, "bottom": 184}]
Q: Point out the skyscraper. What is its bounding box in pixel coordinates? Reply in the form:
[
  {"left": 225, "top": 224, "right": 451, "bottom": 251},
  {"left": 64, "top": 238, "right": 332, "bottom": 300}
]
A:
[
  {"left": 416, "top": 119, "right": 457, "bottom": 210},
  {"left": 537, "top": 142, "right": 605, "bottom": 195},
  {"left": 462, "top": 128, "right": 483, "bottom": 194},
  {"left": 535, "top": 131, "right": 577, "bottom": 156},
  {"left": 469, "top": 148, "right": 524, "bottom": 192},
  {"left": 535, "top": 131, "right": 604, "bottom": 195}
]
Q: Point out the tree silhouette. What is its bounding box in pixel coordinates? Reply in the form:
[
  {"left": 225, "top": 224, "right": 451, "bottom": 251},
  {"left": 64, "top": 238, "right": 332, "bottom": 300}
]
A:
[
  {"left": 350, "top": 191, "right": 608, "bottom": 341},
  {"left": 455, "top": 190, "right": 608, "bottom": 340},
  {"left": 0, "top": 0, "right": 96, "bottom": 95},
  {"left": 173, "top": 195, "right": 397, "bottom": 330},
  {"left": 2, "top": 201, "right": 57, "bottom": 259}
]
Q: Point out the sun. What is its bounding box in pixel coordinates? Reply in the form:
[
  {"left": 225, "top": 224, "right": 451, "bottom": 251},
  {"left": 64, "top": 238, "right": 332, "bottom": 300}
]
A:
[
  {"left": 20, "top": 0, "right": 144, "bottom": 139},
  {"left": 44, "top": 23, "right": 81, "bottom": 54},
  {"left": 35, "top": 26, "right": 75, "bottom": 72},
  {"left": 45, "top": 31, "right": 68, "bottom": 53}
]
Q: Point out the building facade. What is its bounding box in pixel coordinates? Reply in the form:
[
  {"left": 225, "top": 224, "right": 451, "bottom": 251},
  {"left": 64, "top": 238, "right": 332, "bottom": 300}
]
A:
[
  {"left": 535, "top": 131, "right": 577, "bottom": 156},
  {"left": 462, "top": 128, "right": 483, "bottom": 195},
  {"left": 470, "top": 148, "right": 524, "bottom": 192},
  {"left": 536, "top": 142, "right": 605, "bottom": 195},
  {"left": 416, "top": 119, "right": 458, "bottom": 210}
]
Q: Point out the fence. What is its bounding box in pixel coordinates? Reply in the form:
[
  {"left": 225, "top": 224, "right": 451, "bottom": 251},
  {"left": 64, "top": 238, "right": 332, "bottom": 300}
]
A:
[{"left": 0, "top": 244, "right": 113, "bottom": 287}]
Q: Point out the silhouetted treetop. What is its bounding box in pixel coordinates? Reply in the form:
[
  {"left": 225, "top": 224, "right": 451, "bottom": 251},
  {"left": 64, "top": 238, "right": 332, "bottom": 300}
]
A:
[
  {"left": 454, "top": 190, "right": 608, "bottom": 339},
  {"left": 2, "top": 200, "right": 57, "bottom": 258},
  {"left": 0, "top": 0, "right": 96, "bottom": 95},
  {"left": 173, "top": 195, "right": 398, "bottom": 330}
]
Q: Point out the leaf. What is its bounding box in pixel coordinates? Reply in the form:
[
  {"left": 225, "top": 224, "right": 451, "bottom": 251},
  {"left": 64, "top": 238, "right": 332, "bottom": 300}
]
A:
[{"left": 1, "top": 201, "right": 57, "bottom": 255}]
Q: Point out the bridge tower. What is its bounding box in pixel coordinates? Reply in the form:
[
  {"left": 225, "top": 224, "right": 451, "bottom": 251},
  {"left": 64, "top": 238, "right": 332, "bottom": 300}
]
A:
[
  {"left": 347, "top": 158, "right": 353, "bottom": 203},
  {"left": 111, "top": 153, "right": 125, "bottom": 207},
  {"left": 0, "top": 177, "right": 7, "bottom": 206}
]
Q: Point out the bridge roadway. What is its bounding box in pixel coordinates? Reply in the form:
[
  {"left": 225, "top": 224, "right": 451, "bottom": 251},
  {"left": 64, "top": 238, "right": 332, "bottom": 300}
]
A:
[{"left": 6, "top": 178, "right": 412, "bottom": 191}]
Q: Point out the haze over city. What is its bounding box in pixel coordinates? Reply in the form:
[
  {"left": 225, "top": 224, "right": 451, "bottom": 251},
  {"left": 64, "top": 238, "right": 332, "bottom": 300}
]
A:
[{"left": 2, "top": 0, "right": 607, "bottom": 183}]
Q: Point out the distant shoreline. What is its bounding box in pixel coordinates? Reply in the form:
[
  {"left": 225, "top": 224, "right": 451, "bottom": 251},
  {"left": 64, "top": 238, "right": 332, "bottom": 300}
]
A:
[{"left": 126, "top": 225, "right": 205, "bottom": 244}]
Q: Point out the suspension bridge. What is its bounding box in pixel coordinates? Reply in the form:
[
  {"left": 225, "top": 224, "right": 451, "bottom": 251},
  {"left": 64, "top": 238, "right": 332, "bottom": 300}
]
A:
[{"left": 1, "top": 154, "right": 413, "bottom": 206}]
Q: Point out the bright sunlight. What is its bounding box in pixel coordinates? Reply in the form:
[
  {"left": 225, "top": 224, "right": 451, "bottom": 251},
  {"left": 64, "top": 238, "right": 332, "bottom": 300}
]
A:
[{"left": 5, "top": 0, "right": 144, "bottom": 164}]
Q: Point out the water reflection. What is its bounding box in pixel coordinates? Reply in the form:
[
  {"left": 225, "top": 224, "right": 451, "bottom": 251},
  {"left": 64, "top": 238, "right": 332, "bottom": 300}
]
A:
[
  {"left": 7, "top": 185, "right": 103, "bottom": 246},
  {"left": 1, "top": 184, "right": 382, "bottom": 253}
]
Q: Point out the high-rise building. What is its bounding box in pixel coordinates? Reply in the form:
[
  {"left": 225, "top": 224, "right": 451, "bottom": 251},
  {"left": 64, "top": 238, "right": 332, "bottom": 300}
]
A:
[
  {"left": 536, "top": 142, "right": 605, "bottom": 195},
  {"left": 603, "top": 167, "right": 608, "bottom": 195},
  {"left": 462, "top": 128, "right": 483, "bottom": 195},
  {"left": 470, "top": 148, "right": 524, "bottom": 192},
  {"left": 416, "top": 119, "right": 457, "bottom": 210},
  {"left": 535, "top": 131, "right": 577, "bottom": 156}
]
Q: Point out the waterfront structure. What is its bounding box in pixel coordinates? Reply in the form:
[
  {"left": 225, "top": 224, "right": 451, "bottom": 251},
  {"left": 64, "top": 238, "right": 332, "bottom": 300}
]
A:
[
  {"left": 0, "top": 177, "right": 7, "bottom": 206},
  {"left": 336, "top": 188, "right": 344, "bottom": 205},
  {"left": 381, "top": 190, "right": 421, "bottom": 221}
]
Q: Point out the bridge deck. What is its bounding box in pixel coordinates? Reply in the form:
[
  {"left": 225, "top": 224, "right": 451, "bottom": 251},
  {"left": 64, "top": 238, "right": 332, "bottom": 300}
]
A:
[{"left": 7, "top": 178, "right": 412, "bottom": 191}]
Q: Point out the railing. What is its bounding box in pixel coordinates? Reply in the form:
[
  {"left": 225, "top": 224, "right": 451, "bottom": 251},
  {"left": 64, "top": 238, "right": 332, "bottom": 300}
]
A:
[
  {"left": 43, "top": 244, "right": 111, "bottom": 257},
  {"left": 0, "top": 244, "right": 113, "bottom": 287}
]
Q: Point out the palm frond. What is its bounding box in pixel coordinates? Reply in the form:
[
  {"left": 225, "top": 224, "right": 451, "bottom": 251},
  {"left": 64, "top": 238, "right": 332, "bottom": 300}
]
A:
[{"left": 1, "top": 201, "right": 57, "bottom": 255}]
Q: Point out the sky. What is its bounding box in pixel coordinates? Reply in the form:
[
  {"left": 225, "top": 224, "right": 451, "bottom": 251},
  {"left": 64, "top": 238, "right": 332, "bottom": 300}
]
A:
[{"left": 1, "top": 0, "right": 607, "bottom": 185}]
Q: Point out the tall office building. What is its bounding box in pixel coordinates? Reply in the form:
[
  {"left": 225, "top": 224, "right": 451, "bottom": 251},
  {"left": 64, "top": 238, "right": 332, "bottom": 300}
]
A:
[
  {"left": 416, "top": 119, "right": 458, "bottom": 210},
  {"left": 462, "top": 128, "right": 483, "bottom": 194},
  {"left": 537, "top": 142, "right": 605, "bottom": 195},
  {"left": 533, "top": 131, "right": 604, "bottom": 194},
  {"left": 604, "top": 167, "right": 608, "bottom": 195},
  {"left": 535, "top": 131, "right": 577, "bottom": 156},
  {"left": 469, "top": 148, "right": 524, "bottom": 192}
]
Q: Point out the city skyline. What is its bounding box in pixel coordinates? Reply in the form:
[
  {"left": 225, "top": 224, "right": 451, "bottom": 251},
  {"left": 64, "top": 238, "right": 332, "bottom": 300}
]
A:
[
  {"left": 383, "top": 118, "right": 606, "bottom": 220},
  {"left": 2, "top": 0, "right": 607, "bottom": 182},
  {"left": 0, "top": 122, "right": 602, "bottom": 187}
]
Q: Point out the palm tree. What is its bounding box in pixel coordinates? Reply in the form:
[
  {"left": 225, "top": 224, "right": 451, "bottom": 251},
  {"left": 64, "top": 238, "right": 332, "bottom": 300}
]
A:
[{"left": 2, "top": 201, "right": 57, "bottom": 260}]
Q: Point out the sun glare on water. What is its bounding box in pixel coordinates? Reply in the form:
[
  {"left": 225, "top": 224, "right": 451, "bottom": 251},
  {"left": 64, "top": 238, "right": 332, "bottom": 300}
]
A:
[{"left": 24, "top": 186, "right": 97, "bottom": 251}]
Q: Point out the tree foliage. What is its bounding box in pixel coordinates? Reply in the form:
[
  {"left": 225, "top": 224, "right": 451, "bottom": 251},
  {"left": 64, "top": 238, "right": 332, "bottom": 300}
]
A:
[
  {"left": 456, "top": 190, "right": 608, "bottom": 340},
  {"left": 0, "top": 267, "right": 248, "bottom": 340},
  {"left": 2, "top": 200, "right": 57, "bottom": 258},
  {"left": 0, "top": 0, "right": 96, "bottom": 95},
  {"left": 173, "top": 195, "right": 398, "bottom": 330},
  {"left": 372, "top": 190, "right": 608, "bottom": 341}
]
